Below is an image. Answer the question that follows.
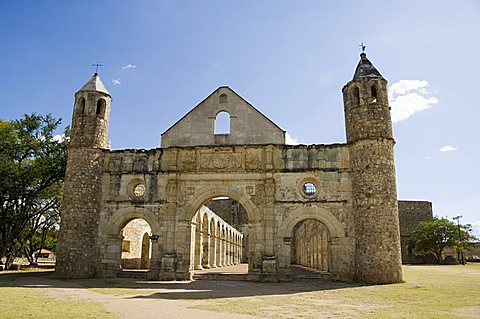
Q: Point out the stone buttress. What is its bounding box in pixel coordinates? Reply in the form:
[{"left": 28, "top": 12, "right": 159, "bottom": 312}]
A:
[
  {"left": 342, "top": 53, "right": 403, "bottom": 283},
  {"left": 55, "top": 73, "right": 111, "bottom": 278}
]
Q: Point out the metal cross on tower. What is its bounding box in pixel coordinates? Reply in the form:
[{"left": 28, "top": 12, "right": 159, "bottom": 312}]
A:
[
  {"left": 359, "top": 43, "right": 366, "bottom": 53},
  {"left": 92, "top": 61, "right": 104, "bottom": 74}
]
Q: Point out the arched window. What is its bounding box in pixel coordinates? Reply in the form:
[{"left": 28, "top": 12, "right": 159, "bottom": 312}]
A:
[
  {"left": 215, "top": 111, "right": 230, "bottom": 134},
  {"left": 96, "top": 99, "right": 106, "bottom": 117},
  {"left": 78, "top": 97, "right": 86, "bottom": 115},
  {"left": 352, "top": 86, "right": 360, "bottom": 104},
  {"left": 371, "top": 85, "right": 378, "bottom": 103}
]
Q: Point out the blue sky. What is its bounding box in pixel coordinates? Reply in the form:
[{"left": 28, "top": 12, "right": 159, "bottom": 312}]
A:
[{"left": 1, "top": 1, "right": 479, "bottom": 235}]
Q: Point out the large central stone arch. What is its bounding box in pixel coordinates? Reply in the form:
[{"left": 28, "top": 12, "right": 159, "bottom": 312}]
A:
[
  {"left": 180, "top": 185, "right": 261, "bottom": 223},
  {"left": 178, "top": 185, "right": 261, "bottom": 278}
]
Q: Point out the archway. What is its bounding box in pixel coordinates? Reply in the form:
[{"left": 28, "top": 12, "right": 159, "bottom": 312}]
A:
[
  {"left": 291, "top": 219, "right": 330, "bottom": 272},
  {"left": 189, "top": 196, "right": 250, "bottom": 278},
  {"left": 101, "top": 207, "right": 162, "bottom": 278},
  {"left": 121, "top": 218, "right": 152, "bottom": 269}
]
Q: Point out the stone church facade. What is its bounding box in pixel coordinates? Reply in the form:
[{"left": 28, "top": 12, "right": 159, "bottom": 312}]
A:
[{"left": 56, "top": 53, "right": 404, "bottom": 283}]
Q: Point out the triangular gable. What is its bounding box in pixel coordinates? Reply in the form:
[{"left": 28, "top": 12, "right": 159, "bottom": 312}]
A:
[
  {"left": 162, "top": 86, "right": 285, "bottom": 136},
  {"left": 160, "top": 86, "right": 286, "bottom": 147}
]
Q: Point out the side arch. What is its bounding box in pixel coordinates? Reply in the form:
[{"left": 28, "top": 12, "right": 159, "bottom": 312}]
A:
[
  {"left": 276, "top": 205, "right": 352, "bottom": 275},
  {"left": 277, "top": 205, "right": 346, "bottom": 240},
  {"left": 105, "top": 206, "right": 162, "bottom": 236},
  {"left": 180, "top": 185, "right": 261, "bottom": 222}
]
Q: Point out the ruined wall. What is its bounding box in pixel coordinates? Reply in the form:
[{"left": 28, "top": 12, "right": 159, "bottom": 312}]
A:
[{"left": 93, "top": 143, "right": 355, "bottom": 281}]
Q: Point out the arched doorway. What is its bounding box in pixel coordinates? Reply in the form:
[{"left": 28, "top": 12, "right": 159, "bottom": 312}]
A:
[
  {"left": 121, "top": 218, "right": 152, "bottom": 269},
  {"left": 190, "top": 196, "right": 250, "bottom": 277},
  {"left": 291, "top": 219, "right": 330, "bottom": 272}
]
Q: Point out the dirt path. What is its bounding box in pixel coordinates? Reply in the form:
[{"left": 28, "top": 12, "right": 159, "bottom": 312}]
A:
[{"left": 14, "top": 274, "right": 261, "bottom": 319}]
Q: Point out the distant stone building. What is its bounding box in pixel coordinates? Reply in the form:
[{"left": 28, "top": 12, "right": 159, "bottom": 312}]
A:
[
  {"left": 398, "top": 201, "right": 434, "bottom": 263},
  {"left": 56, "top": 53, "right": 405, "bottom": 283}
]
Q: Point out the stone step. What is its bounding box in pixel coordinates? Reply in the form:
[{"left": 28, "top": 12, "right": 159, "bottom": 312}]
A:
[
  {"left": 116, "top": 270, "right": 148, "bottom": 279},
  {"left": 293, "top": 273, "right": 334, "bottom": 280},
  {"left": 193, "top": 273, "right": 248, "bottom": 281}
]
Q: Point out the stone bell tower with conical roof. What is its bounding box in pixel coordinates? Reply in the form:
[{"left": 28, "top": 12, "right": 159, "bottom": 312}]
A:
[
  {"left": 342, "top": 53, "right": 403, "bottom": 283},
  {"left": 56, "top": 73, "right": 112, "bottom": 278}
]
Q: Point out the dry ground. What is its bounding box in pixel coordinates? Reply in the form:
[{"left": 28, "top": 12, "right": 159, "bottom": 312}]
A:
[{"left": 1, "top": 264, "right": 479, "bottom": 319}]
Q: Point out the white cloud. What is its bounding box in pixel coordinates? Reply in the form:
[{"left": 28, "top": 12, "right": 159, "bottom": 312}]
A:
[
  {"left": 285, "top": 133, "right": 299, "bottom": 145},
  {"left": 389, "top": 80, "right": 438, "bottom": 123},
  {"left": 112, "top": 78, "right": 121, "bottom": 85},
  {"left": 439, "top": 145, "right": 458, "bottom": 152},
  {"left": 52, "top": 134, "right": 68, "bottom": 142},
  {"left": 122, "top": 64, "right": 136, "bottom": 70}
]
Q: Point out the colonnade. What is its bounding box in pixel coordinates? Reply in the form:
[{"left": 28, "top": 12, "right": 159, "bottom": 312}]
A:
[
  {"left": 191, "top": 206, "right": 243, "bottom": 270},
  {"left": 293, "top": 219, "right": 330, "bottom": 271}
]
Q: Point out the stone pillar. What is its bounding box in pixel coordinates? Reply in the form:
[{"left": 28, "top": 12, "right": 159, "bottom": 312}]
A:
[
  {"left": 222, "top": 234, "right": 227, "bottom": 267},
  {"left": 210, "top": 224, "right": 217, "bottom": 268},
  {"left": 203, "top": 220, "right": 211, "bottom": 269},
  {"left": 195, "top": 219, "right": 203, "bottom": 270},
  {"left": 147, "top": 235, "right": 160, "bottom": 280}
]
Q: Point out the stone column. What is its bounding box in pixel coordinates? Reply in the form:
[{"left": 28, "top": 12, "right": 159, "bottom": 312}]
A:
[
  {"left": 222, "top": 233, "right": 227, "bottom": 267},
  {"left": 195, "top": 219, "right": 203, "bottom": 270},
  {"left": 147, "top": 235, "right": 160, "bottom": 280},
  {"left": 210, "top": 223, "right": 217, "bottom": 268},
  {"left": 203, "top": 220, "right": 211, "bottom": 269}
]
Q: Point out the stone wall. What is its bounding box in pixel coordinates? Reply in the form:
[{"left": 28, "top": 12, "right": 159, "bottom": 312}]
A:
[
  {"left": 91, "top": 142, "right": 356, "bottom": 281},
  {"left": 397, "top": 200, "right": 434, "bottom": 264}
]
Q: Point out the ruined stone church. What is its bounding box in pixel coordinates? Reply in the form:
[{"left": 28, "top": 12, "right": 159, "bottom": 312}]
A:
[{"left": 56, "top": 53, "right": 406, "bottom": 283}]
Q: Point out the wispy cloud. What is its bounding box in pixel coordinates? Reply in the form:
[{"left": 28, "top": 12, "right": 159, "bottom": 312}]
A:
[
  {"left": 389, "top": 80, "right": 438, "bottom": 123},
  {"left": 285, "top": 133, "right": 299, "bottom": 145},
  {"left": 207, "top": 60, "right": 221, "bottom": 70},
  {"left": 112, "top": 78, "right": 121, "bottom": 85},
  {"left": 439, "top": 145, "right": 458, "bottom": 152},
  {"left": 122, "top": 64, "right": 136, "bottom": 70}
]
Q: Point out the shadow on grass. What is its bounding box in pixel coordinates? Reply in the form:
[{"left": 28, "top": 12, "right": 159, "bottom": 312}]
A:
[{"left": 0, "top": 269, "right": 366, "bottom": 300}]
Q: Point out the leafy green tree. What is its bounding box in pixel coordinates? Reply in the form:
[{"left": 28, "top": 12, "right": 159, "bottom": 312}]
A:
[
  {"left": 0, "top": 113, "right": 68, "bottom": 269},
  {"left": 408, "top": 217, "right": 478, "bottom": 264}
]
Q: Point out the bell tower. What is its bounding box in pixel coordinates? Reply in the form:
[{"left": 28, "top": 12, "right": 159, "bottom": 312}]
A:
[
  {"left": 56, "top": 73, "right": 111, "bottom": 278},
  {"left": 343, "top": 53, "right": 403, "bottom": 283}
]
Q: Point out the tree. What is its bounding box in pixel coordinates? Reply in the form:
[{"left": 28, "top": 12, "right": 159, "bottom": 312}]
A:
[
  {"left": 0, "top": 113, "right": 68, "bottom": 269},
  {"left": 408, "top": 217, "right": 478, "bottom": 264}
]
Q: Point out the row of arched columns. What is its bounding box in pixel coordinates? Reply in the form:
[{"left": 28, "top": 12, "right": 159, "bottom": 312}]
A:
[
  {"left": 293, "top": 219, "right": 330, "bottom": 271},
  {"left": 191, "top": 206, "right": 243, "bottom": 270}
]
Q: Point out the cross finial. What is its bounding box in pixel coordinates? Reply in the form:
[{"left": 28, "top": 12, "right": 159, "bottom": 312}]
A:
[
  {"left": 359, "top": 42, "right": 366, "bottom": 53},
  {"left": 91, "top": 61, "right": 104, "bottom": 74}
]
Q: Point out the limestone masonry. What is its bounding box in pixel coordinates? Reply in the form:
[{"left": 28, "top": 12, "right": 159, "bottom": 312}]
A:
[{"left": 56, "top": 53, "right": 419, "bottom": 283}]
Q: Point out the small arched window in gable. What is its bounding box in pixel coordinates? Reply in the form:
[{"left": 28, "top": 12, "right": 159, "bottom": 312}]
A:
[
  {"left": 96, "top": 98, "right": 106, "bottom": 118},
  {"left": 371, "top": 85, "right": 378, "bottom": 103},
  {"left": 352, "top": 86, "right": 360, "bottom": 104},
  {"left": 219, "top": 94, "right": 228, "bottom": 104},
  {"left": 78, "top": 97, "right": 86, "bottom": 115},
  {"left": 214, "top": 111, "right": 230, "bottom": 134}
]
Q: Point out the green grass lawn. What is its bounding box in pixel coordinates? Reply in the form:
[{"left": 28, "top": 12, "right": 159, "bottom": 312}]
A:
[
  {"left": 0, "top": 270, "right": 115, "bottom": 319},
  {"left": 193, "top": 264, "right": 480, "bottom": 318}
]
